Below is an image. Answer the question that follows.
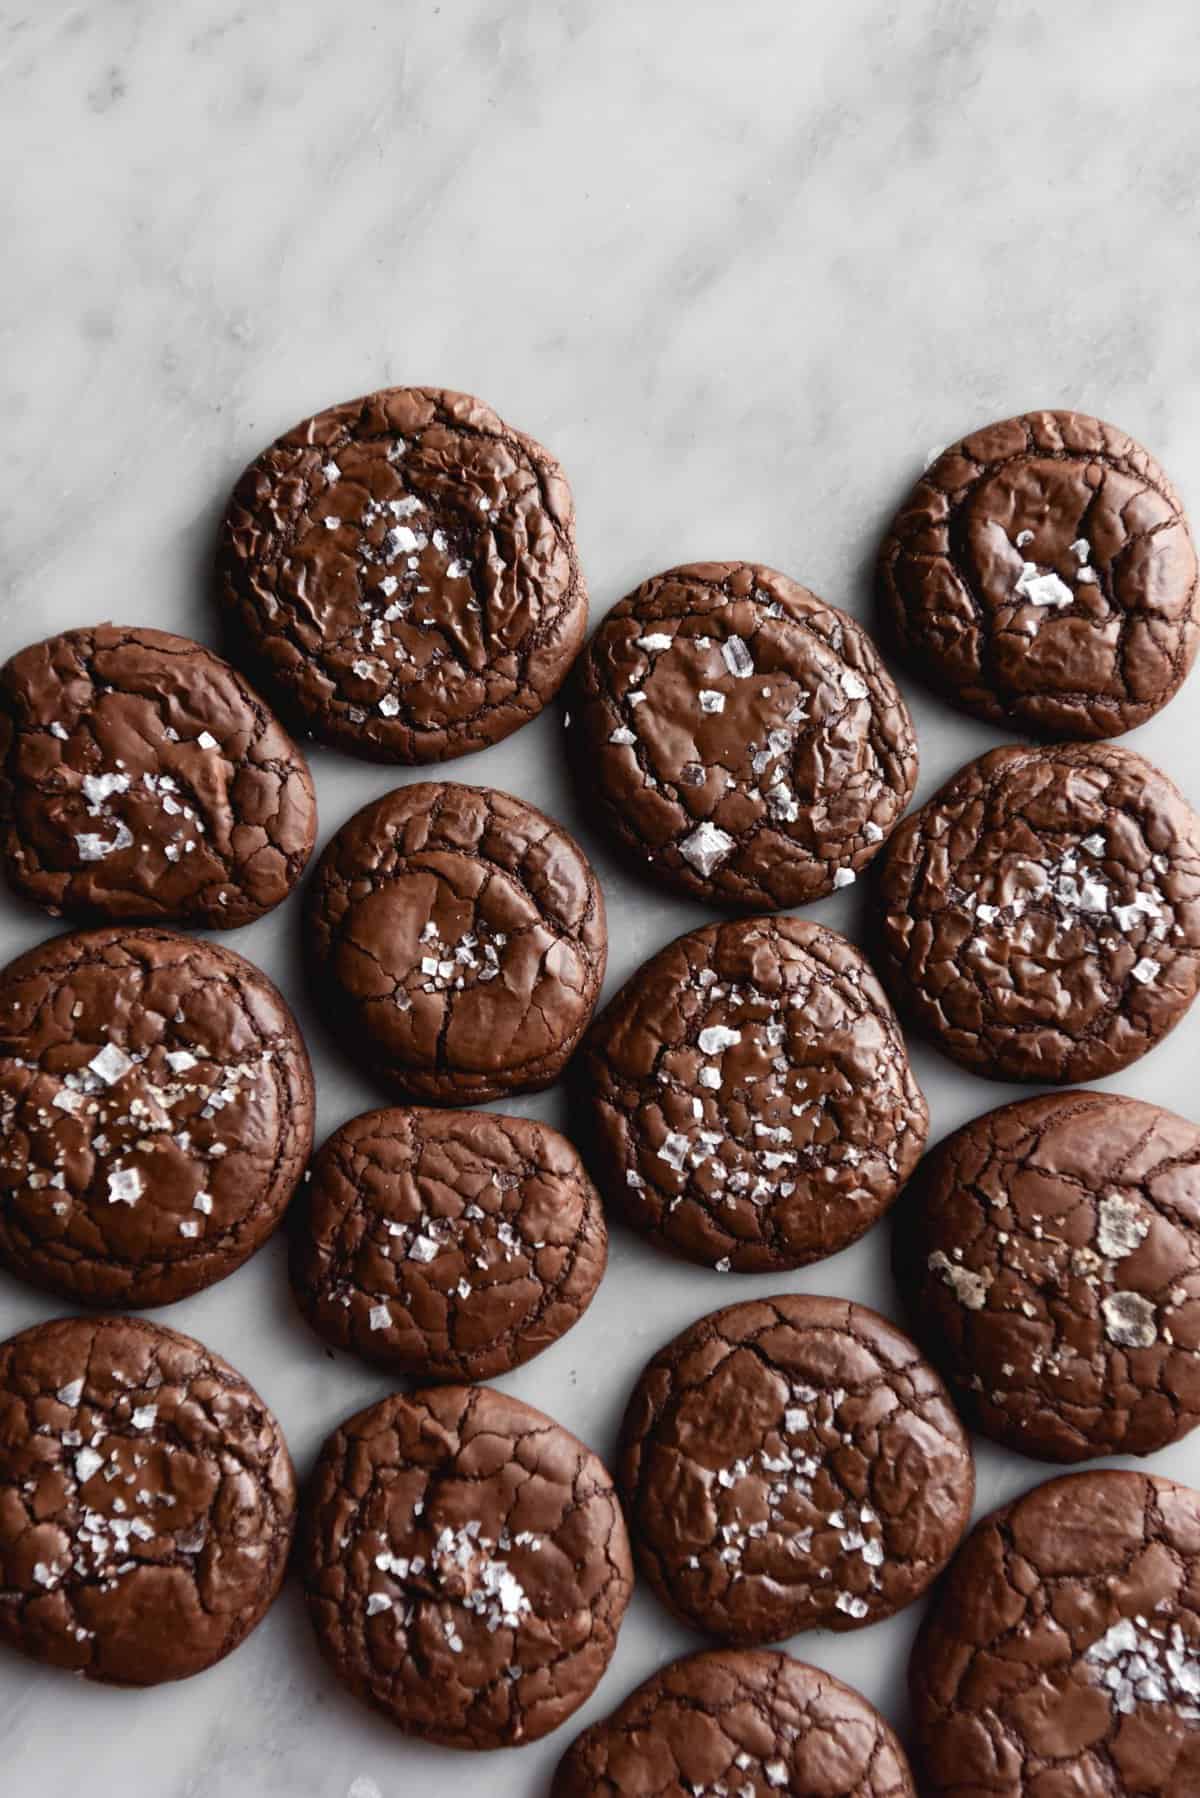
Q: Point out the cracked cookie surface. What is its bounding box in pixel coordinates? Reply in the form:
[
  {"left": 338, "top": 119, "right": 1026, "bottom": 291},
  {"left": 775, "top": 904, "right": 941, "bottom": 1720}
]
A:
[
  {"left": 879, "top": 410, "right": 1199, "bottom": 738},
  {"left": 583, "top": 916, "right": 927, "bottom": 1272},
  {"left": 552, "top": 1648, "right": 915, "bottom": 1796},
  {"left": 301, "top": 1384, "right": 633, "bottom": 1749},
  {"left": 909, "top": 1468, "right": 1200, "bottom": 1796},
  {"left": 290, "top": 1106, "right": 606, "bottom": 1380},
  {"left": 568, "top": 563, "right": 917, "bottom": 908},
  {"left": 305, "top": 781, "right": 606, "bottom": 1103},
  {"left": 217, "top": 385, "right": 587, "bottom": 763},
  {"left": 0, "top": 1314, "right": 296, "bottom": 1685},
  {"left": 618, "top": 1295, "right": 973, "bottom": 1644},
  {"left": 0, "top": 624, "right": 317, "bottom": 927},
  {"left": 878, "top": 742, "right": 1200, "bottom": 1083},
  {"left": 895, "top": 1091, "right": 1200, "bottom": 1464},
  {"left": 0, "top": 926, "right": 314, "bottom": 1308}
]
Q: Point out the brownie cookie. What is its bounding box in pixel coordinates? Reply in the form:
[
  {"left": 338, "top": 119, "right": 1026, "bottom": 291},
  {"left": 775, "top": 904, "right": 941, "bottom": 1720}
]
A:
[
  {"left": 301, "top": 1385, "right": 633, "bottom": 1749},
  {"left": 305, "top": 782, "right": 606, "bottom": 1103},
  {"left": 910, "top": 1469, "right": 1200, "bottom": 1796},
  {"left": 0, "top": 624, "right": 316, "bottom": 927},
  {"left": 895, "top": 1091, "right": 1200, "bottom": 1464},
  {"left": 583, "top": 917, "right": 927, "bottom": 1273},
  {"left": 553, "top": 1649, "right": 915, "bottom": 1797},
  {"left": 879, "top": 410, "right": 1200, "bottom": 738},
  {"left": 879, "top": 742, "right": 1200, "bottom": 1084},
  {"left": 217, "top": 385, "right": 587, "bottom": 762},
  {"left": 619, "top": 1295, "right": 973, "bottom": 1644},
  {"left": 0, "top": 1314, "right": 296, "bottom": 1685},
  {"left": 568, "top": 563, "right": 918, "bottom": 908},
  {"left": 290, "top": 1106, "right": 606, "bottom": 1379},
  {"left": 0, "top": 926, "right": 314, "bottom": 1308}
]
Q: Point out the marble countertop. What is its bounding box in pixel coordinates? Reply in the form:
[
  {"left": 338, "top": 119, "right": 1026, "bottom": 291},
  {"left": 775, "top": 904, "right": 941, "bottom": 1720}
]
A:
[{"left": 2, "top": 3, "right": 1200, "bottom": 1793}]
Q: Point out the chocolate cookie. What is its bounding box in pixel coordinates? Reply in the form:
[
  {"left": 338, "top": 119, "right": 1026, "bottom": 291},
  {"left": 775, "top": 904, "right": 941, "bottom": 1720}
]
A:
[
  {"left": 568, "top": 563, "right": 917, "bottom": 908},
  {"left": 895, "top": 1091, "right": 1200, "bottom": 1464},
  {"left": 909, "top": 1469, "right": 1200, "bottom": 1796},
  {"left": 879, "top": 410, "right": 1200, "bottom": 738},
  {"left": 618, "top": 1295, "right": 973, "bottom": 1644},
  {"left": 305, "top": 781, "right": 606, "bottom": 1103},
  {"left": 553, "top": 1649, "right": 915, "bottom": 1797},
  {"left": 301, "top": 1385, "right": 633, "bottom": 1749},
  {"left": 878, "top": 742, "right": 1200, "bottom": 1084},
  {"left": 290, "top": 1106, "right": 606, "bottom": 1379},
  {"left": 0, "top": 624, "right": 317, "bottom": 927},
  {"left": 583, "top": 916, "right": 928, "bottom": 1273},
  {"left": 217, "top": 385, "right": 587, "bottom": 762},
  {"left": 0, "top": 1314, "right": 296, "bottom": 1686},
  {"left": 0, "top": 926, "right": 314, "bottom": 1308}
]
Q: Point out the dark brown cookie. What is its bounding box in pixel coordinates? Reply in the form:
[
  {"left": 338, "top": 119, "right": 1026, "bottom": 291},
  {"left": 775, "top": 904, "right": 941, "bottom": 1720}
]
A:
[
  {"left": 568, "top": 563, "right": 917, "bottom": 908},
  {"left": 305, "top": 781, "right": 606, "bottom": 1104},
  {"left": 583, "top": 916, "right": 928, "bottom": 1273},
  {"left": 552, "top": 1649, "right": 915, "bottom": 1797},
  {"left": 879, "top": 410, "right": 1200, "bottom": 739},
  {"left": 0, "top": 1314, "right": 296, "bottom": 1686},
  {"left": 879, "top": 742, "right": 1200, "bottom": 1084},
  {"left": 618, "top": 1295, "right": 973, "bottom": 1645},
  {"left": 290, "top": 1106, "right": 606, "bottom": 1379},
  {"left": 0, "top": 926, "right": 314, "bottom": 1309},
  {"left": 909, "top": 1469, "right": 1200, "bottom": 1797},
  {"left": 0, "top": 624, "right": 317, "bottom": 927},
  {"left": 894, "top": 1091, "right": 1200, "bottom": 1464},
  {"left": 217, "top": 385, "right": 587, "bottom": 763},
  {"left": 301, "top": 1385, "right": 633, "bottom": 1750}
]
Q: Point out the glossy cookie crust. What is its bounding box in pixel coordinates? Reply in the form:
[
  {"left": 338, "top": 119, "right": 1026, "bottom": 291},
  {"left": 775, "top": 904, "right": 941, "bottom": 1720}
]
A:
[
  {"left": 218, "top": 385, "right": 587, "bottom": 763},
  {"left": 290, "top": 1106, "right": 606, "bottom": 1380},
  {"left": 618, "top": 1295, "right": 973, "bottom": 1644},
  {"left": 583, "top": 915, "right": 927, "bottom": 1272},
  {"left": 895, "top": 1090, "right": 1200, "bottom": 1463},
  {"left": 0, "top": 1314, "right": 296, "bottom": 1685},
  {"left": 879, "top": 410, "right": 1199, "bottom": 738},
  {"left": 0, "top": 624, "right": 316, "bottom": 928},
  {"left": 304, "top": 781, "right": 606, "bottom": 1104},
  {"left": 569, "top": 562, "right": 917, "bottom": 908},
  {"left": 301, "top": 1385, "right": 633, "bottom": 1749},
  {"left": 553, "top": 1649, "right": 915, "bottom": 1797},
  {"left": 878, "top": 742, "right": 1200, "bottom": 1083},
  {"left": 0, "top": 926, "right": 314, "bottom": 1308},
  {"left": 909, "top": 1469, "right": 1200, "bottom": 1796}
]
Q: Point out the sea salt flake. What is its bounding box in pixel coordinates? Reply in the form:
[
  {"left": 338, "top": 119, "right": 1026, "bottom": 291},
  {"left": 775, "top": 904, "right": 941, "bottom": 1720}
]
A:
[
  {"left": 196, "top": 731, "right": 219, "bottom": 750},
  {"left": 698, "top": 1025, "right": 741, "bottom": 1054},
  {"left": 679, "top": 821, "right": 735, "bottom": 877},
  {"left": 368, "top": 1304, "right": 391, "bottom": 1331},
  {"left": 107, "top": 1166, "right": 144, "bottom": 1207},
  {"left": 833, "top": 868, "right": 856, "bottom": 889},
  {"left": 57, "top": 1379, "right": 84, "bottom": 1407},
  {"left": 721, "top": 637, "right": 754, "bottom": 678},
  {"left": 698, "top": 689, "right": 726, "bottom": 714},
  {"left": 637, "top": 633, "right": 673, "bottom": 651},
  {"left": 840, "top": 670, "right": 869, "bottom": 700},
  {"left": 1131, "top": 957, "right": 1160, "bottom": 985},
  {"left": 90, "top": 1044, "right": 133, "bottom": 1086}
]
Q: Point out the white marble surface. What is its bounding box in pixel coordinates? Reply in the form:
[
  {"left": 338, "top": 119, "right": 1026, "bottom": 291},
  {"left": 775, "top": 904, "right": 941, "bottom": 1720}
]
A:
[{"left": 2, "top": 2, "right": 1200, "bottom": 1792}]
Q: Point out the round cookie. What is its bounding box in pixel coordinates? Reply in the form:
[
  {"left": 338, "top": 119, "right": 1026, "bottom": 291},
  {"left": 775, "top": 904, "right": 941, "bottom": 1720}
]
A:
[
  {"left": 301, "top": 1385, "right": 633, "bottom": 1750},
  {"left": 583, "top": 916, "right": 928, "bottom": 1273},
  {"left": 305, "top": 781, "right": 606, "bottom": 1103},
  {"left": 290, "top": 1106, "right": 607, "bottom": 1379},
  {"left": 879, "top": 741, "right": 1200, "bottom": 1084},
  {"left": 0, "top": 624, "right": 317, "bottom": 927},
  {"left": 568, "top": 562, "right": 918, "bottom": 908},
  {"left": 553, "top": 1649, "right": 915, "bottom": 1797},
  {"left": 217, "top": 385, "right": 587, "bottom": 763},
  {"left": 0, "top": 926, "right": 314, "bottom": 1308},
  {"left": 910, "top": 1469, "right": 1200, "bottom": 1797},
  {"left": 0, "top": 1314, "right": 296, "bottom": 1686},
  {"left": 879, "top": 410, "right": 1200, "bottom": 739},
  {"left": 895, "top": 1091, "right": 1200, "bottom": 1464},
  {"left": 618, "top": 1295, "right": 973, "bottom": 1644}
]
